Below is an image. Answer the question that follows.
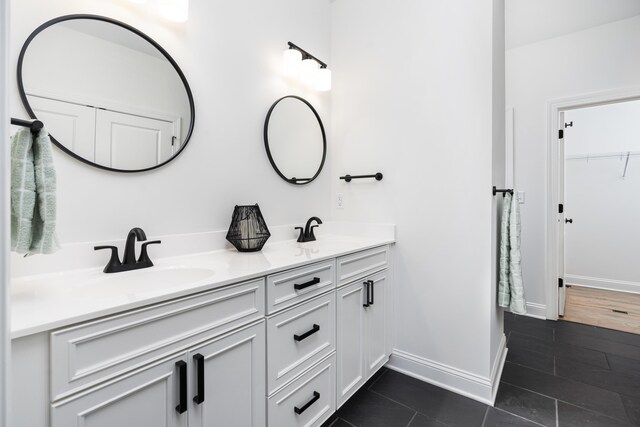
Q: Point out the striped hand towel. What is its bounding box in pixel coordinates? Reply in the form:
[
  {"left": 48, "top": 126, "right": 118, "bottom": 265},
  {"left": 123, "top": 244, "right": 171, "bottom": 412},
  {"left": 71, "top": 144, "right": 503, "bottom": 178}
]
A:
[{"left": 10, "top": 127, "right": 60, "bottom": 255}]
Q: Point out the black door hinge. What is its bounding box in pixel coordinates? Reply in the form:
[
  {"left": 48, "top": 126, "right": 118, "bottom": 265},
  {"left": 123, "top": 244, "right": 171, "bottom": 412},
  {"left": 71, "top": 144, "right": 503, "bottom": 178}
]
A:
[
  {"left": 559, "top": 204, "right": 564, "bottom": 213},
  {"left": 558, "top": 278, "right": 564, "bottom": 288},
  {"left": 559, "top": 129, "right": 564, "bottom": 139}
]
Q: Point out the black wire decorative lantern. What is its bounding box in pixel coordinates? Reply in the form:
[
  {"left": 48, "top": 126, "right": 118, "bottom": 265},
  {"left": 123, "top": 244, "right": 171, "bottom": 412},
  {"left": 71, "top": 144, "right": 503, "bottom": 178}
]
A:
[{"left": 226, "top": 204, "right": 271, "bottom": 252}]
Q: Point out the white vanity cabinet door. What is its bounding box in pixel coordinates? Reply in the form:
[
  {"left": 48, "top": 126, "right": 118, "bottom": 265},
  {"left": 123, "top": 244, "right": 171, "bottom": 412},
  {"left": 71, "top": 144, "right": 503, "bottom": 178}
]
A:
[
  {"left": 336, "top": 270, "right": 391, "bottom": 408},
  {"left": 51, "top": 353, "right": 188, "bottom": 427},
  {"left": 365, "top": 271, "right": 390, "bottom": 378},
  {"left": 336, "top": 280, "right": 366, "bottom": 407},
  {"left": 188, "top": 321, "right": 266, "bottom": 427}
]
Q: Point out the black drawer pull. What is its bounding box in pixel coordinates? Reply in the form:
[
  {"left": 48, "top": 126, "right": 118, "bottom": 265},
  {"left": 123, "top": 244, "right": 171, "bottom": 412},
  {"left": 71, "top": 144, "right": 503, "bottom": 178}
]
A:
[
  {"left": 294, "top": 277, "right": 320, "bottom": 291},
  {"left": 294, "top": 391, "right": 320, "bottom": 415},
  {"left": 294, "top": 324, "right": 320, "bottom": 342},
  {"left": 175, "top": 360, "right": 187, "bottom": 414},
  {"left": 193, "top": 353, "right": 205, "bottom": 405},
  {"left": 368, "top": 280, "right": 374, "bottom": 305},
  {"left": 363, "top": 281, "right": 370, "bottom": 308}
]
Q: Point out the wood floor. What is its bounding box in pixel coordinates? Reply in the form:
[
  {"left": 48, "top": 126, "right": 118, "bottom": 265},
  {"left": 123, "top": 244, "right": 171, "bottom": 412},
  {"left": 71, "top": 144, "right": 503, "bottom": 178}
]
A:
[{"left": 563, "top": 285, "right": 640, "bottom": 334}]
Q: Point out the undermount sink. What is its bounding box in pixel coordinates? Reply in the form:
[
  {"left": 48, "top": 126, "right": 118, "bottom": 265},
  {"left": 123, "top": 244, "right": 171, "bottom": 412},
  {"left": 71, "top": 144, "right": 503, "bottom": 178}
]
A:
[
  {"left": 89, "top": 266, "right": 216, "bottom": 290},
  {"left": 13, "top": 266, "right": 216, "bottom": 301}
]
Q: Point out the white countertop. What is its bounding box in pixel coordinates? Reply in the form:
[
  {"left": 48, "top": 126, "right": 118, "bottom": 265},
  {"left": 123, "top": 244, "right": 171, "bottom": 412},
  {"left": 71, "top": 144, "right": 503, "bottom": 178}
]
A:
[{"left": 11, "top": 235, "right": 394, "bottom": 339}]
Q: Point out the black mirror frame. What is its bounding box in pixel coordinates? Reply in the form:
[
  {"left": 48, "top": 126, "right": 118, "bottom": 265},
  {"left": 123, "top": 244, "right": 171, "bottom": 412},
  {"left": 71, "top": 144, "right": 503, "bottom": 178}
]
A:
[
  {"left": 16, "top": 14, "right": 196, "bottom": 173},
  {"left": 263, "top": 95, "right": 327, "bottom": 185}
]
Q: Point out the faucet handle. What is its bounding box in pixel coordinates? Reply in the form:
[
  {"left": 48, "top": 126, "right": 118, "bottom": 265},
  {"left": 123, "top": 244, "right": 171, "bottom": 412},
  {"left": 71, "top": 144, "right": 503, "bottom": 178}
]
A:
[
  {"left": 295, "top": 227, "right": 304, "bottom": 242},
  {"left": 138, "top": 240, "right": 161, "bottom": 265},
  {"left": 94, "top": 246, "right": 121, "bottom": 273},
  {"left": 309, "top": 225, "right": 320, "bottom": 241}
]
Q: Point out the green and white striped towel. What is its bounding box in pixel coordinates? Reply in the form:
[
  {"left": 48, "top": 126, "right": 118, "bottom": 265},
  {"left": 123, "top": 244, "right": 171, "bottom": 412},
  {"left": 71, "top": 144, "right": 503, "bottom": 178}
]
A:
[{"left": 11, "top": 127, "right": 60, "bottom": 255}]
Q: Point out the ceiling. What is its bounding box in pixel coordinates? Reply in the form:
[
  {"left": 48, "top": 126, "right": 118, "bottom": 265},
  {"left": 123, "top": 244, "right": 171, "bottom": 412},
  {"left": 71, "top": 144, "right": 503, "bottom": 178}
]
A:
[{"left": 506, "top": 0, "right": 640, "bottom": 49}]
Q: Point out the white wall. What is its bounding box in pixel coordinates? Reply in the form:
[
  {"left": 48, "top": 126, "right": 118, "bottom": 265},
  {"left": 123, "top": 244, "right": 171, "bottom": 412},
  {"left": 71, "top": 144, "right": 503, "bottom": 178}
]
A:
[
  {"left": 0, "top": 1, "right": 10, "bottom": 424},
  {"left": 506, "top": 15, "right": 640, "bottom": 316},
  {"left": 331, "top": 0, "right": 505, "bottom": 403},
  {"left": 9, "top": 0, "right": 332, "bottom": 273},
  {"left": 564, "top": 101, "right": 640, "bottom": 293}
]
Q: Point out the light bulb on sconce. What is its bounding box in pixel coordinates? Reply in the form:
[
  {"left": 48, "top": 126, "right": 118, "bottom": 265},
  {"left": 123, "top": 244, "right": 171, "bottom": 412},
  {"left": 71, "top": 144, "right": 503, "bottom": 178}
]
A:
[
  {"left": 315, "top": 67, "right": 332, "bottom": 92},
  {"left": 300, "top": 58, "right": 319, "bottom": 86},
  {"left": 158, "top": 0, "right": 189, "bottom": 22},
  {"left": 284, "top": 42, "right": 331, "bottom": 91},
  {"left": 127, "top": 0, "right": 148, "bottom": 4},
  {"left": 282, "top": 48, "right": 302, "bottom": 77}
]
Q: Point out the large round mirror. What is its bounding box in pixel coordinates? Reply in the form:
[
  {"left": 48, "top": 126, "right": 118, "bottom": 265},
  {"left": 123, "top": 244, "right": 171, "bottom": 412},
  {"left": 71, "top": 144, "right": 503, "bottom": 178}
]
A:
[
  {"left": 264, "top": 96, "right": 326, "bottom": 185},
  {"left": 17, "top": 15, "right": 195, "bottom": 173}
]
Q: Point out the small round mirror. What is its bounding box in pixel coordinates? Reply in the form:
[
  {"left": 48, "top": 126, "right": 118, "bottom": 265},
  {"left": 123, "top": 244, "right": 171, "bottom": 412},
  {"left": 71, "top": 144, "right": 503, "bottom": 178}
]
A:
[
  {"left": 17, "top": 15, "right": 195, "bottom": 173},
  {"left": 263, "top": 96, "right": 326, "bottom": 185}
]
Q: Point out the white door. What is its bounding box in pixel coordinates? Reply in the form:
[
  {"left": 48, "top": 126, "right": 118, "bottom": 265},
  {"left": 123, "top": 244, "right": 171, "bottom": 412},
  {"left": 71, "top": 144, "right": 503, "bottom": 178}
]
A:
[
  {"left": 51, "top": 353, "right": 188, "bottom": 427},
  {"left": 188, "top": 321, "right": 266, "bottom": 427},
  {"left": 365, "top": 271, "right": 389, "bottom": 378},
  {"left": 558, "top": 112, "right": 567, "bottom": 316},
  {"left": 28, "top": 95, "right": 96, "bottom": 161},
  {"left": 95, "top": 109, "right": 175, "bottom": 170},
  {"left": 336, "top": 281, "right": 367, "bottom": 408}
]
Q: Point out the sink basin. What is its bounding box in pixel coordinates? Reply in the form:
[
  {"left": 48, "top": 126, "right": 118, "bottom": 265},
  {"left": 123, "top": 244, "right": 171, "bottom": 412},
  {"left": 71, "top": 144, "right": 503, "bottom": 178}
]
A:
[
  {"left": 87, "top": 266, "right": 216, "bottom": 291},
  {"left": 12, "top": 266, "right": 216, "bottom": 302}
]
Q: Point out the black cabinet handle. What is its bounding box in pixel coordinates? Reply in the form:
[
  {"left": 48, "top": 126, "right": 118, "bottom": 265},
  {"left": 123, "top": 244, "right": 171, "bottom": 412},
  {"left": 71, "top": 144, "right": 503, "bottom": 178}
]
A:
[
  {"left": 294, "top": 391, "right": 320, "bottom": 415},
  {"left": 175, "top": 360, "right": 187, "bottom": 414},
  {"left": 363, "top": 281, "right": 370, "bottom": 308},
  {"left": 368, "top": 280, "right": 375, "bottom": 305},
  {"left": 294, "top": 277, "right": 320, "bottom": 291},
  {"left": 294, "top": 324, "right": 320, "bottom": 342},
  {"left": 193, "top": 353, "right": 205, "bottom": 405},
  {"left": 565, "top": 218, "right": 573, "bottom": 224}
]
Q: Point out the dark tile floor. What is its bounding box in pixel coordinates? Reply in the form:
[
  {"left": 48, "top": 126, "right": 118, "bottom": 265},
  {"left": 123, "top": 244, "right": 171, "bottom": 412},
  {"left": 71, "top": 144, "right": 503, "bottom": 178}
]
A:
[{"left": 323, "top": 313, "right": 640, "bottom": 426}]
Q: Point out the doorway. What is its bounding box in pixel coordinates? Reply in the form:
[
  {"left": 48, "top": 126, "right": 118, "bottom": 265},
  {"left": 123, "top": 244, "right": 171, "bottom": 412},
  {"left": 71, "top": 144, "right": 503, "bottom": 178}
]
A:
[{"left": 552, "top": 96, "right": 640, "bottom": 332}]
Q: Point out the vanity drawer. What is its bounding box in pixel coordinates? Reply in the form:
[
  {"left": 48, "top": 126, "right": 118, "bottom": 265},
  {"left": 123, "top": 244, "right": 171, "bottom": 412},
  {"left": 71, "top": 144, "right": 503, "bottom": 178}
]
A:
[
  {"left": 268, "top": 353, "right": 336, "bottom": 427},
  {"left": 51, "top": 278, "right": 265, "bottom": 400},
  {"left": 337, "top": 245, "right": 389, "bottom": 287},
  {"left": 267, "top": 260, "right": 336, "bottom": 314},
  {"left": 267, "top": 292, "right": 335, "bottom": 394}
]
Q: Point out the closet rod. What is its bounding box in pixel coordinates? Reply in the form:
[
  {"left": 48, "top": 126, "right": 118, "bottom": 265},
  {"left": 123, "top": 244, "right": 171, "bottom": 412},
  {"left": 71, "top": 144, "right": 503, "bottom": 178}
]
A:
[
  {"left": 10, "top": 118, "right": 44, "bottom": 134},
  {"left": 566, "top": 151, "right": 640, "bottom": 161}
]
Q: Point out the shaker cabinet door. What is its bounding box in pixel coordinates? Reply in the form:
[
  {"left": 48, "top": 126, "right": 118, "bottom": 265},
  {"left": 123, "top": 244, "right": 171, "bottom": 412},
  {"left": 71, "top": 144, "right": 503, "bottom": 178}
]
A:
[
  {"left": 51, "top": 353, "right": 188, "bottom": 427},
  {"left": 336, "top": 280, "right": 367, "bottom": 408},
  {"left": 365, "top": 271, "right": 390, "bottom": 378},
  {"left": 188, "top": 321, "right": 266, "bottom": 427}
]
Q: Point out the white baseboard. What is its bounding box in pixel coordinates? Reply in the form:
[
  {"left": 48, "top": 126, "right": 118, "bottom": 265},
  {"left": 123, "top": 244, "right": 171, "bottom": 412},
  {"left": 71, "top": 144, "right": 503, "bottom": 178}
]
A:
[
  {"left": 525, "top": 302, "right": 547, "bottom": 319},
  {"left": 566, "top": 275, "right": 640, "bottom": 295},
  {"left": 505, "top": 302, "right": 547, "bottom": 319},
  {"left": 386, "top": 335, "right": 507, "bottom": 406}
]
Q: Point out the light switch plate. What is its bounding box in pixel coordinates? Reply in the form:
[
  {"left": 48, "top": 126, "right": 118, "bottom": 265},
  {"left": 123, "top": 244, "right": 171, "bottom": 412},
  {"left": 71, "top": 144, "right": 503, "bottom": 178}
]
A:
[{"left": 517, "top": 191, "right": 525, "bottom": 204}]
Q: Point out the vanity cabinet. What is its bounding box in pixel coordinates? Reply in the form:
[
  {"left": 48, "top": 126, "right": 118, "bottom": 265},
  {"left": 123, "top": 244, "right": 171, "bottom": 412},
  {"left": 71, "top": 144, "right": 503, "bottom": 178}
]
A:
[
  {"left": 337, "top": 270, "right": 391, "bottom": 407},
  {"left": 12, "top": 243, "right": 392, "bottom": 427}
]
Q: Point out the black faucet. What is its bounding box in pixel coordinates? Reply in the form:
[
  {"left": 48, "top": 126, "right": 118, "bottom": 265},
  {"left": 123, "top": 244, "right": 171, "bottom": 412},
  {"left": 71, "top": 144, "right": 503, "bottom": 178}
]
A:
[
  {"left": 94, "top": 227, "right": 161, "bottom": 273},
  {"left": 295, "top": 217, "right": 323, "bottom": 242}
]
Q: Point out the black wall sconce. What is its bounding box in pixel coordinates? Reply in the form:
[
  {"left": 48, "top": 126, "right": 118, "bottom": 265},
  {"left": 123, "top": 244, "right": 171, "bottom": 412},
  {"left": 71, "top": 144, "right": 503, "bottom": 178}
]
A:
[{"left": 283, "top": 41, "right": 331, "bottom": 91}]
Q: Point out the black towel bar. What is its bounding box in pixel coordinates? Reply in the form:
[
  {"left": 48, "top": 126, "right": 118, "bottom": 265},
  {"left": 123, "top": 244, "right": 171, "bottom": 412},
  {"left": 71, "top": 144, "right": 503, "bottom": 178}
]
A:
[
  {"left": 340, "top": 173, "right": 383, "bottom": 182},
  {"left": 11, "top": 118, "right": 44, "bottom": 134},
  {"left": 492, "top": 186, "right": 514, "bottom": 196}
]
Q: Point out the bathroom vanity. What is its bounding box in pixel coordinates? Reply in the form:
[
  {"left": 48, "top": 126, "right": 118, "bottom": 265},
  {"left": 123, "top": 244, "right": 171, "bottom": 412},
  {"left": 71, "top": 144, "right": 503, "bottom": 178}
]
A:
[{"left": 10, "top": 233, "right": 394, "bottom": 427}]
